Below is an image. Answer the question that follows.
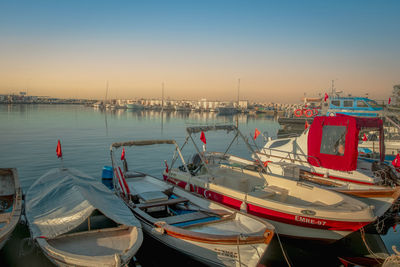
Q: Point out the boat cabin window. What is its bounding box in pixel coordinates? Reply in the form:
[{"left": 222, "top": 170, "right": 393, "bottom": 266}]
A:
[
  {"left": 331, "top": 100, "right": 340, "bottom": 107},
  {"left": 343, "top": 100, "right": 353, "bottom": 107},
  {"left": 320, "top": 125, "right": 346, "bottom": 156},
  {"left": 269, "top": 139, "right": 291, "bottom": 149},
  {"left": 356, "top": 100, "right": 368, "bottom": 108},
  {"left": 367, "top": 100, "right": 380, "bottom": 108}
]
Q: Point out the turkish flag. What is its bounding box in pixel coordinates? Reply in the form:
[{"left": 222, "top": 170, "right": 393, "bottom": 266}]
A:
[
  {"left": 200, "top": 131, "right": 207, "bottom": 144},
  {"left": 305, "top": 121, "right": 309, "bottom": 129},
  {"left": 121, "top": 147, "right": 126, "bottom": 161},
  {"left": 362, "top": 133, "right": 368, "bottom": 141},
  {"left": 324, "top": 93, "right": 329, "bottom": 102},
  {"left": 389, "top": 97, "right": 392, "bottom": 105},
  {"left": 254, "top": 128, "right": 261, "bottom": 140},
  {"left": 56, "top": 140, "right": 62, "bottom": 158},
  {"left": 392, "top": 153, "right": 400, "bottom": 168}
]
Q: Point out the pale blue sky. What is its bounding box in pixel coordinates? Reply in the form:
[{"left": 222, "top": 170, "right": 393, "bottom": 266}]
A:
[{"left": 0, "top": 0, "right": 399, "bottom": 102}]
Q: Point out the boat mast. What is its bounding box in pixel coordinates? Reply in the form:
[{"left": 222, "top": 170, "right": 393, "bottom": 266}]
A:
[{"left": 161, "top": 82, "right": 164, "bottom": 111}]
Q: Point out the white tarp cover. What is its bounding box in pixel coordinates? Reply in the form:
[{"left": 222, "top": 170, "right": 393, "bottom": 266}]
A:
[{"left": 26, "top": 168, "right": 141, "bottom": 239}]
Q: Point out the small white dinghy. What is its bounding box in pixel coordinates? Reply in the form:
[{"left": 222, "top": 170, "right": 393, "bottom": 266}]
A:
[
  {"left": 0, "top": 168, "right": 22, "bottom": 249},
  {"left": 25, "top": 168, "right": 143, "bottom": 266},
  {"left": 111, "top": 140, "right": 275, "bottom": 267}
]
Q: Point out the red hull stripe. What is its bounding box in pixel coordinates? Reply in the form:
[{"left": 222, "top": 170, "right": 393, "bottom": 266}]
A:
[
  {"left": 164, "top": 176, "right": 370, "bottom": 232},
  {"left": 310, "top": 172, "right": 375, "bottom": 185}
]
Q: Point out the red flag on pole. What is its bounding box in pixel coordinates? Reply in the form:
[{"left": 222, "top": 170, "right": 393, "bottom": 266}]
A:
[
  {"left": 200, "top": 131, "right": 207, "bottom": 144},
  {"left": 362, "top": 133, "right": 368, "bottom": 141},
  {"left": 121, "top": 147, "right": 126, "bottom": 161},
  {"left": 389, "top": 97, "right": 392, "bottom": 105},
  {"left": 305, "top": 121, "right": 309, "bottom": 129},
  {"left": 324, "top": 93, "right": 329, "bottom": 102},
  {"left": 56, "top": 140, "right": 62, "bottom": 158},
  {"left": 392, "top": 154, "right": 400, "bottom": 169},
  {"left": 253, "top": 128, "right": 261, "bottom": 140}
]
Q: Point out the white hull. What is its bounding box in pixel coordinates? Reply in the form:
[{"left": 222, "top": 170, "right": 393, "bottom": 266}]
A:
[
  {"left": 0, "top": 169, "right": 22, "bottom": 250},
  {"left": 37, "top": 226, "right": 142, "bottom": 267}
]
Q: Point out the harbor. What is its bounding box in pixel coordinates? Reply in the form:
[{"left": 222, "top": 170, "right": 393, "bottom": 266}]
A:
[{"left": 1, "top": 103, "right": 400, "bottom": 266}]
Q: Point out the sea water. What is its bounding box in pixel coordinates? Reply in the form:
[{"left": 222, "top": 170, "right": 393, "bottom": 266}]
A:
[{"left": 0, "top": 104, "right": 398, "bottom": 266}]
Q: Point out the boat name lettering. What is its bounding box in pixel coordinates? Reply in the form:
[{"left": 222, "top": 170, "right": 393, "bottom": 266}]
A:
[
  {"left": 214, "top": 248, "right": 238, "bottom": 258},
  {"left": 295, "top": 216, "right": 326, "bottom": 226}
]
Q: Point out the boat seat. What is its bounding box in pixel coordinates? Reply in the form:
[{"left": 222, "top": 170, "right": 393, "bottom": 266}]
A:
[
  {"left": 125, "top": 171, "right": 146, "bottom": 178},
  {"left": 136, "top": 197, "right": 189, "bottom": 209},
  {"left": 161, "top": 211, "right": 211, "bottom": 225},
  {"left": 0, "top": 212, "right": 10, "bottom": 223}
]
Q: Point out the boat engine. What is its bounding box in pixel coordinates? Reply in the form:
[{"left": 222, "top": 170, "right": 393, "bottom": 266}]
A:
[{"left": 372, "top": 161, "right": 400, "bottom": 186}]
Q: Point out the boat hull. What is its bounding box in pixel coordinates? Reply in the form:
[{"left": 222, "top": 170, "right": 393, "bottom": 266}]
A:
[
  {"left": 0, "top": 168, "right": 22, "bottom": 250},
  {"left": 164, "top": 175, "right": 372, "bottom": 243},
  {"left": 36, "top": 226, "right": 142, "bottom": 267}
]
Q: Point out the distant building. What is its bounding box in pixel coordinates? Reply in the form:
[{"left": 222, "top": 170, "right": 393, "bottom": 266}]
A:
[{"left": 392, "top": 84, "right": 400, "bottom": 106}]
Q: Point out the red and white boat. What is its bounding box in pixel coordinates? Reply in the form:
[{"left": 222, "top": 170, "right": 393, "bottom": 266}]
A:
[
  {"left": 254, "top": 115, "right": 400, "bottom": 221},
  {"left": 163, "top": 125, "right": 376, "bottom": 242},
  {"left": 110, "top": 140, "right": 275, "bottom": 267}
]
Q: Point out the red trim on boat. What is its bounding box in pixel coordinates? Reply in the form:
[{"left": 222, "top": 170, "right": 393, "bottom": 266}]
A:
[{"left": 164, "top": 176, "right": 371, "bottom": 232}]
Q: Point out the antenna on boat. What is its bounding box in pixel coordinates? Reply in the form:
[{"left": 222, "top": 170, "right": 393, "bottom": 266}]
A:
[{"left": 236, "top": 79, "right": 240, "bottom": 128}]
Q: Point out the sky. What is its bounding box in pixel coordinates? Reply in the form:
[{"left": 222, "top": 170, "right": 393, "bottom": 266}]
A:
[{"left": 0, "top": 0, "right": 399, "bottom": 103}]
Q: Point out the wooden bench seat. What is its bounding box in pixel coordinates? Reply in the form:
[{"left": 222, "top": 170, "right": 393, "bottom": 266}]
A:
[
  {"left": 136, "top": 197, "right": 189, "bottom": 209},
  {"left": 161, "top": 211, "right": 211, "bottom": 225}
]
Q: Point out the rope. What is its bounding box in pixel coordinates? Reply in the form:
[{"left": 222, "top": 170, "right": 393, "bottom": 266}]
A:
[
  {"left": 275, "top": 232, "right": 292, "bottom": 267},
  {"left": 237, "top": 235, "right": 242, "bottom": 267},
  {"left": 359, "top": 227, "right": 385, "bottom": 264},
  {"left": 382, "top": 246, "right": 400, "bottom": 267}
]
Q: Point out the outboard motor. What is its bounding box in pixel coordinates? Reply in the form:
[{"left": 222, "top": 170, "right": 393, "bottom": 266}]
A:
[{"left": 372, "top": 161, "right": 400, "bottom": 186}]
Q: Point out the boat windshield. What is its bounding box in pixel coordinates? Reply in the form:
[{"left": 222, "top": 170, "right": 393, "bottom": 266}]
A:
[{"left": 320, "top": 126, "right": 347, "bottom": 156}]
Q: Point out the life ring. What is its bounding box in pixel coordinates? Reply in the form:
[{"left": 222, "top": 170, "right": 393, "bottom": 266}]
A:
[
  {"left": 304, "top": 109, "right": 313, "bottom": 118},
  {"left": 294, "top": 109, "right": 303, "bottom": 117}
]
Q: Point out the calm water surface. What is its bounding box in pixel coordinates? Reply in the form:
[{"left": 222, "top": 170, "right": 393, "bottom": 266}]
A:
[{"left": 0, "top": 104, "right": 398, "bottom": 266}]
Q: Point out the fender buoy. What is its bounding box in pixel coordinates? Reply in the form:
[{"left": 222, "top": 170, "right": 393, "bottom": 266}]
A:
[
  {"left": 329, "top": 112, "right": 335, "bottom": 117},
  {"left": 305, "top": 109, "right": 313, "bottom": 118},
  {"left": 294, "top": 109, "right": 303, "bottom": 117}
]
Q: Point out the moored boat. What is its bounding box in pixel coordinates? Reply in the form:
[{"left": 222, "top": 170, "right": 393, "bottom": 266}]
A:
[
  {"left": 0, "top": 168, "right": 22, "bottom": 250},
  {"left": 25, "top": 168, "right": 143, "bottom": 266},
  {"left": 162, "top": 125, "right": 377, "bottom": 242},
  {"left": 110, "top": 140, "right": 275, "bottom": 266}
]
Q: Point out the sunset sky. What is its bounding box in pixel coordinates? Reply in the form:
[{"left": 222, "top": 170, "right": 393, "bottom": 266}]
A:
[{"left": 0, "top": 0, "right": 399, "bottom": 103}]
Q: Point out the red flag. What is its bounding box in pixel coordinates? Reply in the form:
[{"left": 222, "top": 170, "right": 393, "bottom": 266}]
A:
[
  {"left": 392, "top": 153, "right": 400, "bottom": 168},
  {"left": 324, "top": 93, "right": 328, "bottom": 102},
  {"left": 305, "top": 121, "right": 309, "bottom": 129},
  {"left": 200, "top": 131, "right": 207, "bottom": 144},
  {"left": 164, "top": 160, "right": 169, "bottom": 173},
  {"left": 362, "top": 133, "right": 368, "bottom": 141},
  {"left": 253, "top": 128, "right": 261, "bottom": 140},
  {"left": 121, "top": 147, "right": 126, "bottom": 161},
  {"left": 389, "top": 97, "right": 392, "bottom": 105},
  {"left": 56, "top": 140, "right": 62, "bottom": 158}
]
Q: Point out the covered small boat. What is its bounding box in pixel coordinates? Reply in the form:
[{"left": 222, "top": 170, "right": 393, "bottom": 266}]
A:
[
  {"left": 163, "top": 125, "right": 377, "bottom": 242},
  {"left": 0, "top": 168, "right": 22, "bottom": 249},
  {"left": 110, "top": 140, "right": 275, "bottom": 267},
  {"left": 25, "top": 168, "right": 143, "bottom": 266}
]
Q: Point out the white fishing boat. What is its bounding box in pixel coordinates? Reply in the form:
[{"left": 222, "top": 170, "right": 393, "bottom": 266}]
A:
[
  {"left": 0, "top": 168, "right": 22, "bottom": 249},
  {"left": 110, "top": 140, "right": 275, "bottom": 267},
  {"left": 126, "top": 100, "right": 144, "bottom": 110},
  {"left": 25, "top": 168, "right": 143, "bottom": 266},
  {"left": 254, "top": 115, "right": 400, "bottom": 222},
  {"left": 163, "top": 125, "right": 376, "bottom": 242},
  {"left": 256, "top": 114, "right": 400, "bottom": 187}
]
